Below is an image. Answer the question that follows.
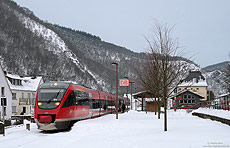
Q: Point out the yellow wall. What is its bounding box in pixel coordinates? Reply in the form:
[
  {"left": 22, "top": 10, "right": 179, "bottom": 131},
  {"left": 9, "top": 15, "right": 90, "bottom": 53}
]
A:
[
  {"left": 178, "top": 86, "right": 207, "bottom": 101},
  {"left": 11, "top": 90, "right": 36, "bottom": 115}
]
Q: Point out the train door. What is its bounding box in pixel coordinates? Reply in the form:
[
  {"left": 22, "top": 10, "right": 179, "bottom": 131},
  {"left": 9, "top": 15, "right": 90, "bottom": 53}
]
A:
[
  {"left": 98, "top": 91, "right": 101, "bottom": 116},
  {"left": 89, "top": 93, "right": 93, "bottom": 118}
]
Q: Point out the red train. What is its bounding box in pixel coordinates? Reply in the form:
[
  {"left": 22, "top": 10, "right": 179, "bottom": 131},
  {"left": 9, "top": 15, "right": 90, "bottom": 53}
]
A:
[{"left": 34, "top": 81, "right": 129, "bottom": 130}]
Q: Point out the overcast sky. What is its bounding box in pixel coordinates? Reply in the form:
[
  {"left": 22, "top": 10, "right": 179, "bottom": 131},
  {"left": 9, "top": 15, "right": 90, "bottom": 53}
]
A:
[{"left": 14, "top": 0, "right": 230, "bottom": 67}]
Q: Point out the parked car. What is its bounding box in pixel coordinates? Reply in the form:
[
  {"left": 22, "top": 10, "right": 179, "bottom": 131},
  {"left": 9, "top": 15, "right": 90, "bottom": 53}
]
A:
[
  {"left": 178, "top": 105, "right": 193, "bottom": 109},
  {"left": 224, "top": 105, "right": 230, "bottom": 111}
]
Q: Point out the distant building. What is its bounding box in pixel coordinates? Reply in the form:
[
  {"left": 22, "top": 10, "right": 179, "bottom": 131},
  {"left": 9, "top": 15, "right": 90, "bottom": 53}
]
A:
[
  {"left": 0, "top": 65, "right": 12, "bottom": 120},
  {"left": 172, "top": 71, "right": 208, "bottom": 106},
  {"left": 6, "top": 73, "right": 43, "bottom": 115},
  {"left": 216, "top": 93, "right": 229, "bottom": 106}
]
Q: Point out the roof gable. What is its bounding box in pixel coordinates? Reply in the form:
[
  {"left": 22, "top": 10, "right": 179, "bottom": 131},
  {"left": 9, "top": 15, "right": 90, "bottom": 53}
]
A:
[{"left": 176, "top": 90, "right": 204, "bottom": 98}]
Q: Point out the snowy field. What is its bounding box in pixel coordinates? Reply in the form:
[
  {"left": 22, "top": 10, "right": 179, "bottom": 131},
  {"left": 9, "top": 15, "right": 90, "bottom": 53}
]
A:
[{"left": 0, "top": 110, "right": 230, "bottom": 148}]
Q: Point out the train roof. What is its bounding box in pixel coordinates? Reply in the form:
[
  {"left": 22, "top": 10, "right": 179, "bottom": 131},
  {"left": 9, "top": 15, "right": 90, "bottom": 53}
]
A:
[
  {"left": 40, "top": 81, "right": 117, "bottom": 100},
  {"left": 39, "top": 81, "right": 72, "bottom": 89}
]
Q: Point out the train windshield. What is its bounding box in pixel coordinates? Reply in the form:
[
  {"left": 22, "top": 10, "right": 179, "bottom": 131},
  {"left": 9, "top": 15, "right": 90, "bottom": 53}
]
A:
[{"left": 37, "top": 89, "right": 66, "bottom": 102}]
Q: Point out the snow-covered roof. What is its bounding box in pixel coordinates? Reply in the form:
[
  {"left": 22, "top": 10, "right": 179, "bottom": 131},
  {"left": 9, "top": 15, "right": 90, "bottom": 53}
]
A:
[
  {"left": 217, "top": 93, "right": 229, "bottom": 98},
  {"left": 178, "top": 70, "right": 208, "bottom": 87},
  {"left": 178, "top": 80, "right": 208, "bottom": 87},
  {"left": 6, "top": 73, "right": 43, "bottom": 91},
  {"left": 6, "top": 73, "right": 24, "bottom": 80}
]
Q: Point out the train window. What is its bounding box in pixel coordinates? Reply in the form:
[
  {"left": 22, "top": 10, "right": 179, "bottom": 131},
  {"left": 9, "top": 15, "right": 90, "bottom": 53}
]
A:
[
  {"left": 62, "top": 91, "right": 75, "bottom": 108},
  {"left": 92, "top": 100, "right": 101, "bottom": 109},
  {"left": 101, "top": 100, "right": 106, "bottom": 110},
  {"left": 108, "top": 100, "right": 115, "bottom": 109},
  {"left": 74, "top": 90, "right": 89, "bottom": 106}
]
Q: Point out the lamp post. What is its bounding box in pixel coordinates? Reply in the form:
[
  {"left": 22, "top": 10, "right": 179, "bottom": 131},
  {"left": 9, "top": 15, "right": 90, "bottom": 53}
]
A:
[
  {"left": 129, "top": 81, "right": 135, "bottom": 110},
  {"left": 112, "top": 62, "right": 118, "bottom": 119},
  {"left": 124, "top": 77, "right": 129, "bottom": 111}
]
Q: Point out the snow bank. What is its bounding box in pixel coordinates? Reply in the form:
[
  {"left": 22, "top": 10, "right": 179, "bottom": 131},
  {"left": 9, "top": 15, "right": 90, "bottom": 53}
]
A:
[{"left": 192, "top": 108, "right": 230, "bottom": 119}]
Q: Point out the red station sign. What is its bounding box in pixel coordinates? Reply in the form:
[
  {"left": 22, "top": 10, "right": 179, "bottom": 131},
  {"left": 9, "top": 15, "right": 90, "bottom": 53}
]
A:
[{"left": 119, "top": 79, "right": 129, "bottom": 87}]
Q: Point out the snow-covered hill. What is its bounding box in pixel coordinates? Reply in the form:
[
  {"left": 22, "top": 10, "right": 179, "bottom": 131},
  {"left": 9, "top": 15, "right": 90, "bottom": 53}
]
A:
[
  {"left": 0, "top": 0, "right": 205, "bottom": 94},
  {"left": 202, "top": 66, "right": 228, "bottom": 97}
]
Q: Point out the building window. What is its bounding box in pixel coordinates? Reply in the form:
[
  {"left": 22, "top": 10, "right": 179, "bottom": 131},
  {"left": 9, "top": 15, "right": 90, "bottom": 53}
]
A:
[
  {"left": 28, "top": 93, "right": 31, "bottom": 99},
  {"left": 184, "top": 100, "right": 187, "bottom": 104},
  {"left": 192, "top": 100, "right": 195, "bottom": 104},
  {"left": 184, "top": 95, "right": 187, "bottom": 99},
  {"left": 188, "top": 100, "right": 191, "bottom": 104},
  {"left": 32, "top": 93, "right": 36, "bottom": 99},
  {"left": 196, "top": 88, "right": 199, "bottom": 90},
  {"left": 4, "top": 107, "right": 6, "bottom": 115},
  {"left": 180, "top": 100, "right": 183, "bottom": 104},
  {"left": 12, "top": 106, "right": 17, "bottom": 113},
  {"left": 22, "top": 92, "right": 24, "bottom": 99},
  {"left": 12, "top": 93, "right": 17, "bottom": 100},
  {"left": 1, "top": 87, "right": 5, "bottom": 97},
  {"left": 188, "top": 95, "right": 191, "bottom": 99}
]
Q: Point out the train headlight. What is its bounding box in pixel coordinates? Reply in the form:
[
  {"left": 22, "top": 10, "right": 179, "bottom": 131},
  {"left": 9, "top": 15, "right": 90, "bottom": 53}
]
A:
[
  {"left": 38, "top": 102, "right": 42, "bottom": 106},
  {"left": 55, "top": 102, "right": 60, "bottom": 106}
]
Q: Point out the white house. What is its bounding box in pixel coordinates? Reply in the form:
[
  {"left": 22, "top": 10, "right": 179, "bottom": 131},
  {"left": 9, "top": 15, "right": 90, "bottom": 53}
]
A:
[
  {"left": 0, "top": 65, "right": 12, "bottom": 120},
  {"left": 6, "top": 73, "right": 43, "bottom": 116}
]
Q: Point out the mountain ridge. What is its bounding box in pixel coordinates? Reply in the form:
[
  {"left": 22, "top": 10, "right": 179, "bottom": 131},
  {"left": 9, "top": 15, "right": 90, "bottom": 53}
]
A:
[{"left": 1, "top": 0, "right": 226, "bottom": 96}]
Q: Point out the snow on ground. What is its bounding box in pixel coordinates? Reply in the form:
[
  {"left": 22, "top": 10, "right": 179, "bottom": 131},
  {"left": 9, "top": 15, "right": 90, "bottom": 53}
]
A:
[
  {"left": 192, "top": 108, "right": 230, "bottom": 119},
  {"left": 0, "top": 110, "right": 230, "bottom": 148}
]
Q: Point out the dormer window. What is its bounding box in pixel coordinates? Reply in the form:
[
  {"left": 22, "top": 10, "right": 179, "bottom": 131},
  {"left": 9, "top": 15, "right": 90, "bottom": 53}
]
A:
[
  {"left": 13, "top": 79, "right": 16, "bottom": 85},
  {"left": 11, "top": 79, "right": 22, "bottom": 86}
]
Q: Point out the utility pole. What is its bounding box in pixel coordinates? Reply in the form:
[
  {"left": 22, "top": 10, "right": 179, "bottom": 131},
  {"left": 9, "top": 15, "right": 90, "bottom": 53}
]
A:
[
  {"left": 129, "top": 82, "right": 135, "bottom": 110},
  {"left": 124, "top": 77, "right": 129, "bottom": 111},
  {"left": 112, "top": 62, "right": 119, "bottom": 119}
]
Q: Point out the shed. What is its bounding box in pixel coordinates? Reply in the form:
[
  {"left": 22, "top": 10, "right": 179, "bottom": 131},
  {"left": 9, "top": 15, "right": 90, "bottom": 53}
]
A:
[{"left": 133, "top": 91, "right": 159, "bottom": 112}]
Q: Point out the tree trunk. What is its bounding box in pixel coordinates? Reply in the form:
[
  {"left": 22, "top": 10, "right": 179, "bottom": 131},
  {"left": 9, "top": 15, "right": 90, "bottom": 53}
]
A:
[
  {"left": 158, "top": 99, "right": 161, "bottom": 119},
  {"left": 164, "top": 97, "right": 167, "bottom": 131},
  {"left": 155, "top": 98, "right": 157, "bottom": 115}
]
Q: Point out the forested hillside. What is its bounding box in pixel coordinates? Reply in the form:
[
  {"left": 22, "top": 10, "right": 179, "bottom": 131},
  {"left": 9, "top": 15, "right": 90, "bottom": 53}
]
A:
[
  {"left": 0, "top": 0, "right": 205, "bottom": 95},
  {"left": 0, "top": 0, "right": 145, "bottom": 94}
]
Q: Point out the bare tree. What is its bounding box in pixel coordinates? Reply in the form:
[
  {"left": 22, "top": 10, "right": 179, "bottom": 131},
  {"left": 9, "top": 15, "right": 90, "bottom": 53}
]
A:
[{"left": 138, "top": 22, "right": 188, "bottom": 131}]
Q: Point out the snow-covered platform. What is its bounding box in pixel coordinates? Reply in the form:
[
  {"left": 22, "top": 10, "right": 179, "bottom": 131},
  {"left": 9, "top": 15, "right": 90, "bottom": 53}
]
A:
[
  {"left": 0, "top": 110, "right": 229, "bottom": 148},
  {"left": 192, "top": 108, "right": 230, "bottom": 119}
]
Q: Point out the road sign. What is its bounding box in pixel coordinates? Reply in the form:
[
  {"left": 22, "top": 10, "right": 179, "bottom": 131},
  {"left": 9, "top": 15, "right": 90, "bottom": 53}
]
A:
[{"left": 119, "top": 79, "right": 129, "bottom": 87}]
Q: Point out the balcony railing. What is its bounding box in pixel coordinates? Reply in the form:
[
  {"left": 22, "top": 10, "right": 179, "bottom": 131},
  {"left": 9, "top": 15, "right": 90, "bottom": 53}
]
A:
[{"left": 19, "top": 98, "right": 35, "bottom": 105}]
